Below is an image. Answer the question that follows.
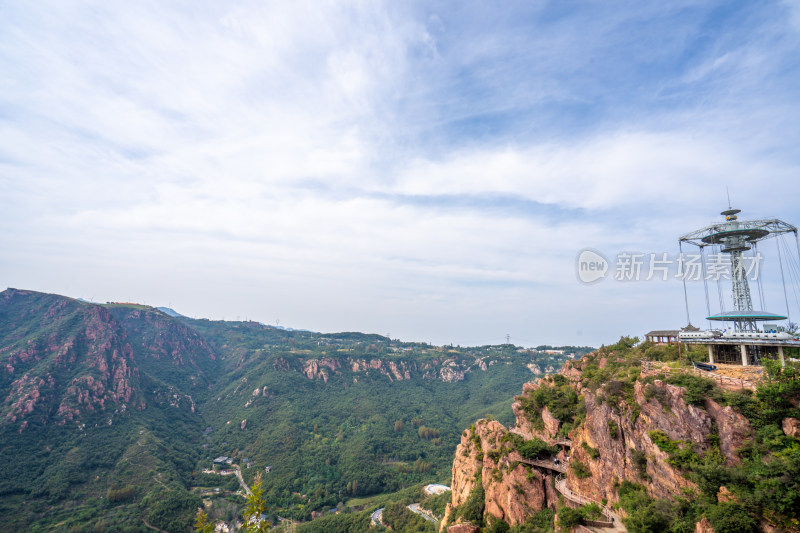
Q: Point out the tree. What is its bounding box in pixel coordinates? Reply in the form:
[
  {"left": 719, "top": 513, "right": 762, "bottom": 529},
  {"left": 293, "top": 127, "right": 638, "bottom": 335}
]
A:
[
  {"left": 194, "top": 509, "right": 214, "bottom": 533},
  {"left": 243, "top": 473, "right": 270, "bottom": 533}
]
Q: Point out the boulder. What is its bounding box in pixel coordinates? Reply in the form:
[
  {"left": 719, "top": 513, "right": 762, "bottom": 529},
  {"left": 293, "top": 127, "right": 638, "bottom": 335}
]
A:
[
  {"left": 782, "top": 417, "right": 800, "bottom": 439},
  {"left": 696, "top": 516, "right": 714, "bottom": 533},
  {"left": 717, "top": 486, "right": 736, "bottom": 503}
]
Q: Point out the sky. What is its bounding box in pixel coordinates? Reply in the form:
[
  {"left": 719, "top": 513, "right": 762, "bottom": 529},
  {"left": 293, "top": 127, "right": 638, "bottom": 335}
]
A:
[{"left": 2, "top": 1, "right": 800, "bottom": 348}]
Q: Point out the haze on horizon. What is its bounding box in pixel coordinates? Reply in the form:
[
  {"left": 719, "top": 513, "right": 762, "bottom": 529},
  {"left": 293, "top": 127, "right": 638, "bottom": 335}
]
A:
[{"left": 2, "top": 1, "right": 800, "bottom": 348}]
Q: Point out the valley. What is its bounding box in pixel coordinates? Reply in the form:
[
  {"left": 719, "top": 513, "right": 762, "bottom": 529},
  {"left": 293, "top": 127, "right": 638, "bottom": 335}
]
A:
[{"left": 0, "top": 288, "right": 587, "bottom": 532}]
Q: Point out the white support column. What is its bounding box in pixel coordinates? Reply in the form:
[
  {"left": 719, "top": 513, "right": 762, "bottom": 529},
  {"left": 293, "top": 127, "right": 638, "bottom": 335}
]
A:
[
  {"left": 740, "top": 344, "right": 748, "bottom": 366},
  {"left": 778, "top": 346, "right": 786, "bottom": 367},
  {"left": 708, "top": 345, "right": 715, "bottom": 364}
]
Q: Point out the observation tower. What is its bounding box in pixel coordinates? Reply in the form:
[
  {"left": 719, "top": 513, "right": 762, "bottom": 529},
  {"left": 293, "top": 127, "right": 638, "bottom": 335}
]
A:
[{"left": 677, "top": 207, "right": 800, "bottom": 366}]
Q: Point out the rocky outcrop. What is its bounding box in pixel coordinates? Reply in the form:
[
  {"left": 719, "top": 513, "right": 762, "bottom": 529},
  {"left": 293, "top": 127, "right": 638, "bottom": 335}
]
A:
[
  {"left": 448, "top": 424, "right": 485, "bottom": 510},
  {"left": 302, "top": 357, "right": 340, "bottom": 382},
  {"left": 440, "top": 365, "right": 466, "bottom": 383},
  {"left": 696, "top": 516, "right": 715, "bottom": 533},
  {"left": 717, "top": 486, "right": 736, "bottom": 503},
  {"left": 448, "top": 352, "right": 758, "bottom": 527},
  {"left": 511, "top": 379, "right": 551, "bottom": 442},
  {"left": 541, "top": 406, "right": 560, "bottom": 440},
  {"left": 348, "top": 358, "right": 414, "bottom": 381},
  {"left": 445, "top": 419, "right": 556, "bottom": 529},
  {"left": 782, "top": 417, "right": 800, "bottom": 439},
  {"left": 447, "top": 525, "right": 479, "bottom": 533},
  {"left": 286, "top": 354, "right": 499, "bottom": 383}
]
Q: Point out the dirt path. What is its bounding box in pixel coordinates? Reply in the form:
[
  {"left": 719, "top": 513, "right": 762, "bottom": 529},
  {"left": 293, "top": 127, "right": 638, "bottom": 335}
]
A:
[{"left": 142, "top": 515, "right": 169, "bottom": 533}]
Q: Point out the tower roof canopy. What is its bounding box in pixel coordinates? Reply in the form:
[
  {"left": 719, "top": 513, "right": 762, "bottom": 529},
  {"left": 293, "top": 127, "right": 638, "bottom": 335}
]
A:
[
  {"left": 706, "top": 310, "right": 787, "bottom": 321},
  {"left": 679, "top": 217, "right": 797, "bottom": 247}
]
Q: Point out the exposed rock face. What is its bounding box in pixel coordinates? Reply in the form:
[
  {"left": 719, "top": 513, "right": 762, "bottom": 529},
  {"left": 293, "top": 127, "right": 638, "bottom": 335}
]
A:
[
  {"left": 559, "top": 359, "right": 583, "bottom": 382},
  {"left": 0, "top": 289, "right": 227, "bottom": 431},
  {"left": 526, "top": 363, "right": 542, "bottom": 374},
  {"left": 565, "top": 378, "right": 747, "bottom": 503},
  {"left": 447, "top": 525, "right": 479, "bottom": 533},
  {"left": 696, "top": 516, "right": 715, "bottom": 533},
  {"left": 1, "top": 291, "right": 144, "bottom": 429},
  {"left": 302, "top": 357, "right": 340, "bottom": 382},
  {"left": 449, "top": 423, "right": 486, "bottom": 509},
  {"left": 348, "top": 358, "right": 414, "bottom": 381},
  {"left": 704, "top": 399, "right": 752, "bottom": 465},
  {"left": 279, "top": 353, "right": 503, "bottom": 383},
  {"left": 782, "top": 417, "right": 800, "bottom": 439},
  {"left": 440, "top": 362, "right": 467, "bottom": 383},
  {"left": 566, "top": 386, "right": 697, "bottom": 503},
  {"left": 541, "top": 406, "right": 560, "bottom": 440}
]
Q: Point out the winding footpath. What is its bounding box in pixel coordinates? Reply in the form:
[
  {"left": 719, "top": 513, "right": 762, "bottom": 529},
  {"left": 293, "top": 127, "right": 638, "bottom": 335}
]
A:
[
  {"left": 554, "top": 476, "right": 624, "bottom": 532},
  {"left": 517, "top": 447, "right": 626, "bottom": 533}
]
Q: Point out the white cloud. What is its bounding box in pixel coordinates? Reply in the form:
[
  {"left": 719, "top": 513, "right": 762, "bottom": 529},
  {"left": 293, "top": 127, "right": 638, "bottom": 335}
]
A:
[
  {"left": 389, "top": 129, "right": 797, "bottom": 213},
  {"left": 1, "top": 1, "right": 799, "bottom": 346}
]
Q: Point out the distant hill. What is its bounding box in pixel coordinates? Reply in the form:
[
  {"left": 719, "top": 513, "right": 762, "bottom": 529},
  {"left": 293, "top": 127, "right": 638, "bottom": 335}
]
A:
[
  {"left": 0, "top": 288, "right": 591, "bottom": 531},
  {"left": 156, "top": 306, "right": 184, "bottom": 317}
]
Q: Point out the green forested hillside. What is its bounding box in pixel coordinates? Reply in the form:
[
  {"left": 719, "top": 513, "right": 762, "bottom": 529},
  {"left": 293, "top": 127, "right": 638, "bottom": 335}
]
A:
[{"left": 0, "top": 289, "right": 588, "bottom": 532}]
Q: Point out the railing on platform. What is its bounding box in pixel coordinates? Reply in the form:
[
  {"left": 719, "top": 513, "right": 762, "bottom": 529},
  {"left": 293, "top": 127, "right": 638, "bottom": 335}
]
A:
[{"left": 640, "top": 360, "right": 756, "bottom": 391}]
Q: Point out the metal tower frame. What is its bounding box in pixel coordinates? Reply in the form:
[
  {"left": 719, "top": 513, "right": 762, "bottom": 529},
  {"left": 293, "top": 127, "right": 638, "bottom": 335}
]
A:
[{"left": 679, "top": 209, "right": 797, "bottom": 332}]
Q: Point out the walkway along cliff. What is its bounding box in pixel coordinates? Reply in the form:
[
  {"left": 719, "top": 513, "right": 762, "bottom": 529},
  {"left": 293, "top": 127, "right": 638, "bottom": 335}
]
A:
[{"left": 440, "top": 337, "right": 800, "bottom": 532}]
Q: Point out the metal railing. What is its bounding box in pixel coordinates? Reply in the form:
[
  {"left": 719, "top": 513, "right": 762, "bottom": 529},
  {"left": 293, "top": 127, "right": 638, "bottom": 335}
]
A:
[
  {"left": 518, "top": 457, "right": 567, "bottom": 473},
  {"left": 554, "top": 475, "right": 615, "bottom": 527}
]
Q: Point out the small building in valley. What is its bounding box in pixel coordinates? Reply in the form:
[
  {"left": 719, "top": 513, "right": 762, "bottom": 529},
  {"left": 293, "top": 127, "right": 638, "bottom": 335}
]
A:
[{"left": 213, "top": 456, "right": 233, "bottom": 469}]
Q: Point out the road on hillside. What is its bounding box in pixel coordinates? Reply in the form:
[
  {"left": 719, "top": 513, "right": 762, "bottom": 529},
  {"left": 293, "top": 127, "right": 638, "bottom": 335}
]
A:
[
  {"left": 235, "top": 466, "right": 253, "bottom": 497},
  {"left": 407, "top": 503, "right": 438, "bottom": 523},
  {"left": 423, "top": 483, "right": 450, "bottom": 495},
  {"left": 371, "top": 508, "right": 384, "bottom": 526}
]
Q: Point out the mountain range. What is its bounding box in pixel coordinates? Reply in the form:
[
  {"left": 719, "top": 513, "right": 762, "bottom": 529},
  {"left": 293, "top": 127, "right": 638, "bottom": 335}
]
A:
[{"left": 0, "top": 288, "right": 589, "bottom": 532}]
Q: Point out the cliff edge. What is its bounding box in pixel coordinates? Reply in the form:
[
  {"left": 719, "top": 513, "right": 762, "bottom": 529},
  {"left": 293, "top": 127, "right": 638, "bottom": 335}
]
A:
[{"left": 443, "top": 337, "right": 800, "bottom": 533}]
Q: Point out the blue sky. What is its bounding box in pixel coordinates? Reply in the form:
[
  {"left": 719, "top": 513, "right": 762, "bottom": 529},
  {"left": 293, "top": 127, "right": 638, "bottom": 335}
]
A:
[{"left": 2, "top": 1, "right": 800, "bottom": 347}]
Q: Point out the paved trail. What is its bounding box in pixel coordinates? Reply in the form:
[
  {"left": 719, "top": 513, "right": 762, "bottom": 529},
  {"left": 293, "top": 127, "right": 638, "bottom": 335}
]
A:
[{"left": 408, "top": 503, "right": 438, "bottom": 523}]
